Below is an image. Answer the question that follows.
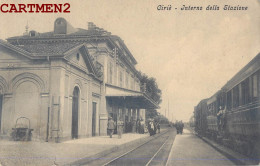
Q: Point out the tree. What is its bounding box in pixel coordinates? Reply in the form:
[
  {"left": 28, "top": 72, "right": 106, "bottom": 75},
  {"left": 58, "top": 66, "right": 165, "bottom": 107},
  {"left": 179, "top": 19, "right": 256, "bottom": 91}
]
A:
[
  {"left": 139, "top": 72, "right": 162, "bottom": 104},
  {"left": 139, "top": 72, "right": 163, "bottom": 120},
  {"left": 145, "top": 109, "right": 159, "bottom": 120}
]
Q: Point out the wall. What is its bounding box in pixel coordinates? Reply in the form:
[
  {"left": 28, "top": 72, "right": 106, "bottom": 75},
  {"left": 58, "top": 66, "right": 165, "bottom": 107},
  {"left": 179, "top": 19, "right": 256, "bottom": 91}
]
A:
[
  {"left": 0, "top": 46, "right": 50, "bottom": 140},
  {"left": 50, "top": 56, "right": 101, "bottom": 140}
]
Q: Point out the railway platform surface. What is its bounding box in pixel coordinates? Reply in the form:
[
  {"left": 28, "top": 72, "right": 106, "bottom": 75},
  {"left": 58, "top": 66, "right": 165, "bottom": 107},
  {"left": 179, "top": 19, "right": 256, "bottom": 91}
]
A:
[
  {"left": 166, "top": 129, "right": 235, "bottom": 166},
  {"left": 0, "top": 130, "right": 166, "bottom": 166}
]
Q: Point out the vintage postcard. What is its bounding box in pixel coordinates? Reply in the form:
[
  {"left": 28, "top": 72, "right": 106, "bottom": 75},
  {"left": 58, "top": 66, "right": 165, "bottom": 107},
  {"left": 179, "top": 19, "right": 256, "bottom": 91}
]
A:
[{"left": 0, "top": 0, "right": 259, "bottom": 165}]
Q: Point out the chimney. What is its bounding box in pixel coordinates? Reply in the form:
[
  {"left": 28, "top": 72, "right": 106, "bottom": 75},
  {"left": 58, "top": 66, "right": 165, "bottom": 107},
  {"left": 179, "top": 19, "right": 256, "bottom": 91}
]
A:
[{"left": 88, "top": 22, "right": 96, "bottom": 30}]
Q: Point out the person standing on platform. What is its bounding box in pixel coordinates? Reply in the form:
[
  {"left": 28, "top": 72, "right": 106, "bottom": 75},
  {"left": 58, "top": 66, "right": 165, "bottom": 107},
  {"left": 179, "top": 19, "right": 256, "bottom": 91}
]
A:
[
  {"left": 180, "top": 121, "right": 184, "bottom": 134},
  {"left": 117, "top": 118, "right": 124, "bottom": 139},
  {"left": 140, "top": 118, "right": 145, "bottom": 134},
  {"left": 153, "top": 119, "right": 157, "bottom": 135},
  {"left": 136, "top": 118, "right": 141, "bottom": 133},
  {"left": 148, "top": 119, "right": 155, "bottom": 136},
  {"left": 157, "top": 121, "right": 160, "bottom": 133},
  {"left": 107, "top": 117, "right": 116, "bottom": 138}
]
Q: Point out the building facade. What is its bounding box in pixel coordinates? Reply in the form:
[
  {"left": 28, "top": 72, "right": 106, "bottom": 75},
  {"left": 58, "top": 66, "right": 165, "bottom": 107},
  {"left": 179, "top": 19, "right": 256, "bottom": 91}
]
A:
[{"left": 0, "top": 18, "right": 158, "bottom": 141}]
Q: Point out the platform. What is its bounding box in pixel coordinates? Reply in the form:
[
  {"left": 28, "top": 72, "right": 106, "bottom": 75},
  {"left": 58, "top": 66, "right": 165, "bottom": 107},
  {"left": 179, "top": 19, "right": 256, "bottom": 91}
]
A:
[
  {"left": 166, "top": 129, "right": 235, "bottom": 166},
  {"left": 0, "top": 132, "right": 151, "bottom": 166}
]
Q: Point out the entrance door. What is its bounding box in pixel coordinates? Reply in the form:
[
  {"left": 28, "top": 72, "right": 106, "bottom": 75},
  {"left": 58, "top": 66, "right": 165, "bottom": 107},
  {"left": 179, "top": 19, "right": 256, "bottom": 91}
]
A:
[
  {"left": 0, "top": 95, "right": 2, "bottom": 133},
  {"left": 72, "top": 87, "right": 79, "bottom": 139},
  {"left": 92, "top": 102, "right": 96, "bottom": 136}
]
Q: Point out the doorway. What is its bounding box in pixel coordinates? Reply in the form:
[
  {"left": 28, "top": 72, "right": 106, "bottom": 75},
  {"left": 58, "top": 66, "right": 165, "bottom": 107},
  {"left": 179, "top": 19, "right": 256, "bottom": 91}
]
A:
[
  {"left": 92, "top": 102, "right": 97, "bottom": 136},
  {"left": 72, "top": 87, "right": 79, "bottom": 139}
]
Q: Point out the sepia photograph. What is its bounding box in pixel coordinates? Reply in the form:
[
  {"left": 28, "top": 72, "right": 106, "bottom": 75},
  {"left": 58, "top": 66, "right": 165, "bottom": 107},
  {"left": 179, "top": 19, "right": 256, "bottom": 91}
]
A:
[{"left": 0, "top": 0, "right": 259, "bottom": 165}]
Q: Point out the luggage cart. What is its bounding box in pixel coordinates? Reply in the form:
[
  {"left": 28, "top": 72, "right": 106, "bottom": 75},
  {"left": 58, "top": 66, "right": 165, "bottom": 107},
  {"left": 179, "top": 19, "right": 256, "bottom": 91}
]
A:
[{"left": 12, "top": 117, "right": 33, "bottom": 141}]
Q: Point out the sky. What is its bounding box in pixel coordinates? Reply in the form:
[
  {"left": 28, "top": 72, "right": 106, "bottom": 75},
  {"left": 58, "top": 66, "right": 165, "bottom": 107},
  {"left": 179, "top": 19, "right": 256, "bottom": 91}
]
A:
[{"left": 0, "top": 0, "right": 259, "bottom": 122}]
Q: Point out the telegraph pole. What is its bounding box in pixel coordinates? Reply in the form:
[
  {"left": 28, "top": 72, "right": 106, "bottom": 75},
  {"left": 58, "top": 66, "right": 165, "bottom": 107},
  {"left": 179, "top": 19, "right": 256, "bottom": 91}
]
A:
[{"left": 168, "top": 99, "right": 169, "bottom": 118}]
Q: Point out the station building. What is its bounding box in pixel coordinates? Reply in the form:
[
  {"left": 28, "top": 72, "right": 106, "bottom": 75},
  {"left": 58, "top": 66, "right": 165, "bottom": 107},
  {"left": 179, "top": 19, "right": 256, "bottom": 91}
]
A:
[{"left": 0, "top": 18, "right": 158, "bottom": 141}]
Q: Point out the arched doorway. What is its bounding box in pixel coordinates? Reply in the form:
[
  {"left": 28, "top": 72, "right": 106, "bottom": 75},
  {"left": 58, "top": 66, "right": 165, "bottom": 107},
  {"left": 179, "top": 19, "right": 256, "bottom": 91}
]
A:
[
  {"left": 72, "top": 87, "right": 79, "bottom": 139},
  {"left": 14, "top": 81, "right": 40, "bottom": 134}
]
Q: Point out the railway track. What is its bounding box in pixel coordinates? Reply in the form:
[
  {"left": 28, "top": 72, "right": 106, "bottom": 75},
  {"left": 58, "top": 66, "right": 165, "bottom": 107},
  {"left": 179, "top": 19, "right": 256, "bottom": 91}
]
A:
[{"left": 102, "top": 129, "right": 176, "bottom": 166}]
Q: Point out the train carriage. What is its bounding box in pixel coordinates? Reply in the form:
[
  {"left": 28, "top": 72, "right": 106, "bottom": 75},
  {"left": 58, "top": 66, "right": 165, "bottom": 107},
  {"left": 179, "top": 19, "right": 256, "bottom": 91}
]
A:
[
  {"left": 194, "top": 53, "right": 260, "bottom": 159},
  {"left": 222, "top": 53, "right": 260, "bottom": 156},
  {"left": 194, "top": 99, "right": 208, "bottom": 136}
]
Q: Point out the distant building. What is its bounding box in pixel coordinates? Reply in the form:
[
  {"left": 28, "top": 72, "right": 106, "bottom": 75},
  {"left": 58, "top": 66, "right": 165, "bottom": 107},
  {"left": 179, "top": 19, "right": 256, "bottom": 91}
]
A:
[{"left": 0, "top": 18, "right": 158, "bottom": 141}]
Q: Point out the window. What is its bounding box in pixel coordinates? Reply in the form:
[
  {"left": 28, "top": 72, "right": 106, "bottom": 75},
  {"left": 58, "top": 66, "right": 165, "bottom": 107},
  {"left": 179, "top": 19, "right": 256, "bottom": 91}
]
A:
[
  {"left": 29, "top": 31, "right": 36, "bottom": 37},
  {"left": 241, "top": 79, "right": 249, "bottom": 105},
  {"left": 130, "top": 75, "right": 134, "bottom": 90},
  {"left": 135, "top": 80, "right": 140, "bottom": 91},
  {"left": 108, "top": 62, "right": 113, "bottom": 84},
  {"left": 233, "top": 86, "right": 239, "bottom": 108},
  {"left": 125, "top": 72, "right": 128, "bottom": 88},
  {"left": 135, "top": 80, "right": 138, "bottom": 91},
  {"left": 119, "top": 71, "right": 123, "bottom": 87},
  {"left": 227, "top": 91, "right": 232, "bottom": 109},
  {"left": 253, "top": 74, "right": 258, "bottom": 98}
]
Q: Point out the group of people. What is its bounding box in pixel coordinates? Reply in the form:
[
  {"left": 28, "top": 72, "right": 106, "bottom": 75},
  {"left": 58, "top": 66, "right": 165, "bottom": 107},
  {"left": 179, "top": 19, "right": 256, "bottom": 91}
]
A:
[
  {"left": 125, "top": 117, "right": 145, "bottom": 133},
  {"left": 136, "top": 118, "right": 145, "bottom": 134},
  {"left": 147, "top": 119, "right": 160, "bottom": 136},
  {"left": 107, "top": 117, "right": 161, "bottom": 138},
  {"left": 175, "top": 121, "right": 184, "bottom": 134}
]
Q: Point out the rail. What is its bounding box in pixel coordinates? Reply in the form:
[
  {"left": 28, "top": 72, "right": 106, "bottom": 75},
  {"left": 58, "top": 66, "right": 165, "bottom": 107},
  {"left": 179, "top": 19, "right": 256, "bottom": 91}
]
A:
[{"left": 102, "top": 130, "right": 170, "bottom": 166}]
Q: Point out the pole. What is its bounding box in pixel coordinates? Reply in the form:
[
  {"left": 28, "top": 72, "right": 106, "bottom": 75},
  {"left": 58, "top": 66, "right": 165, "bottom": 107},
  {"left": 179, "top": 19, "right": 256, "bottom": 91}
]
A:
[
  {"left": 46, "top": 107, "right": 50, "bottom": 142},
  {"left": 168, "top": 100, "right": 169, "bottom": 118}
]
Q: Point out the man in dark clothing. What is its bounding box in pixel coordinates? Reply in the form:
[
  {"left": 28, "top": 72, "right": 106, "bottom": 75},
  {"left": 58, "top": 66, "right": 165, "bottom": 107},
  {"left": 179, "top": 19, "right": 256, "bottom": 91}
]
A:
[
  {"left": 175, "top": 121, "right": 180, "bottom": 134},
  {"left": 107, "top": 117, "right": 116, "bottom": 138},
  {"left": 180, "top": 121, "right": 184, "bottom": 134},
  {"left": 148, "top": 119, "right": 156, "bottom": 136},
  {"left": 140, "top": 119, "right": 145, "bottom": 134},
  {"left": 157, "top": 122, "right": 160, "bottom": 133},
  {"left": 136, "top": 119, "right": 141, "bottom": 133}
]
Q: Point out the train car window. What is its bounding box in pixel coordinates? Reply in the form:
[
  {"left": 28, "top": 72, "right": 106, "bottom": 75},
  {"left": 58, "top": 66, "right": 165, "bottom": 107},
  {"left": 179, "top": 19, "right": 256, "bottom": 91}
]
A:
[
  {"left": 219, "top": 93, "right": 224, "bottom": 107},
  {"left": 241, "top": 79, "right": 249, "bottom": 105},
  {"left": 239, "top": 84, "right": 243, "bottom": 106},
  {"left": 233, "top": 86, "right": 239, "bottom": 108},
  {"left": 249, "top": 76, "right": 253, "bottom": 102},
  {"left": 245, "top": 78, "right": 249, "bottom": 104},
  {"left": 207, "top": 106, "right": 211, "bottom": 115},
  {"left": 253, "top": 74, "right": 258, "bottom": 98},
  {"left": 227, "top": 91, "right": 232, "bottom": 109}
]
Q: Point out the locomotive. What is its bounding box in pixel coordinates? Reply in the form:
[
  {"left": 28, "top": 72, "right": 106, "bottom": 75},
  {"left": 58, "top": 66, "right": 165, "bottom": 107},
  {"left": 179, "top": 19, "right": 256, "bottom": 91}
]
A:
[{"left": 194, "top": 53, "right": 260, "bottom": 159}]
